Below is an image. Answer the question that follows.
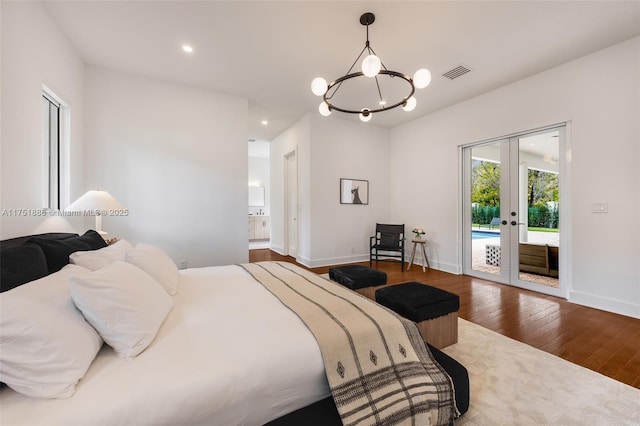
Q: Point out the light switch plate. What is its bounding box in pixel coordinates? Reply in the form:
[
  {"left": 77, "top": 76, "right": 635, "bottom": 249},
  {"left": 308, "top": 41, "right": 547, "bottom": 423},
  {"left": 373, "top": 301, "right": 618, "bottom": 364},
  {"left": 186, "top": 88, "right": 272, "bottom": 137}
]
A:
[{"left": 592, "top": 203, "right": 608, "bottom": 213}]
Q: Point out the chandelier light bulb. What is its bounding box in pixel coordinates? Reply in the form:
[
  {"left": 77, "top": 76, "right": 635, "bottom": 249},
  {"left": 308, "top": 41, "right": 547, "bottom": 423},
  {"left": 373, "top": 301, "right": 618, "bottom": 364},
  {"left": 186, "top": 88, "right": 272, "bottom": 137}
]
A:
[
  {"left": 402, "top": 96, "right": 417, "bottom": 112},
  {"left": 318, "top": 101, "right": 332, "bottom": 116},
  {"left": 413, "top": 68, "right": 432, "bottom": 89},
  {"left": 311, "top": 77, "right": 328, "bottom": 96},
  {"left": 362, "top": 55, "right": 381, "bottom": 77},
  {"left": 359, "top": 108, "right": 372, "bottom": 122}
]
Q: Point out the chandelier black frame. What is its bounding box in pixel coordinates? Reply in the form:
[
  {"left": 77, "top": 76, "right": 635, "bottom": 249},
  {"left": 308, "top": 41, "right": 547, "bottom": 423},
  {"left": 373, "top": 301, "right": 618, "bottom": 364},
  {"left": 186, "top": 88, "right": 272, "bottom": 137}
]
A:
[{"left": 311, "top": 12, "right": 430, "bottom": 121}]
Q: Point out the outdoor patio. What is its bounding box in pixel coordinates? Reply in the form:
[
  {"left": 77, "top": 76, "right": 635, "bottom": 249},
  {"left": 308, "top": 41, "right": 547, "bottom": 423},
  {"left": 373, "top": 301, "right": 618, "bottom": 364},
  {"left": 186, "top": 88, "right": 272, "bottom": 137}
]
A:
[{"left": 471, "top": 228, "right": 559, "bottom": 288}]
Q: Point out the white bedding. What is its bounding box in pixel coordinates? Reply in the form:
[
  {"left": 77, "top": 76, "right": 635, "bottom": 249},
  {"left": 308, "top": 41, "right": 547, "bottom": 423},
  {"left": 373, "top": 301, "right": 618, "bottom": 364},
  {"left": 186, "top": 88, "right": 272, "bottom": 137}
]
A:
[{"left": 0, "top": 265, "right": 330, "bottom": 425}]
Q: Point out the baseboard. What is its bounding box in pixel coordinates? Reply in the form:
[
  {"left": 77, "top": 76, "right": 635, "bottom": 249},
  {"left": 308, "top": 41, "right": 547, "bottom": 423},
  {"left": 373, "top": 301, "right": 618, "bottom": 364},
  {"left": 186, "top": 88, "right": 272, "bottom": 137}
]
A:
[
  {"left": 269, "top": 245, "right": 285, "bottom": 256},
  {"left": 410, "top": 259, "right": 461, "bottom": 275},
  {"left": 297, "top": 254, "right": 371, "bottom": 268},
  {"left": 568, "top": 290, "right": 640, "bottom": 319},
  {"left": 295, "top": 254, "right": 462, "bottom": 275}
]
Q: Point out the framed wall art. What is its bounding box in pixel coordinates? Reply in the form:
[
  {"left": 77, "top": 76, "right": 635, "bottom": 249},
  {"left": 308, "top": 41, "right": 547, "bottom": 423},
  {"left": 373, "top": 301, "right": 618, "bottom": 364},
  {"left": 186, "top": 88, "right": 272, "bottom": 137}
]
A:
[{"left": 340, "top": 178, "right": 369, "bottom": 205}]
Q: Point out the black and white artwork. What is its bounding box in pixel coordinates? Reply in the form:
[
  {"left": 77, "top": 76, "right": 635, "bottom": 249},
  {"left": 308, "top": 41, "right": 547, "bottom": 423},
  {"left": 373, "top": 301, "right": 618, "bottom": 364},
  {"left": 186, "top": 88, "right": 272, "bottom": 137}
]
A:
[{"left": 340, "top": 178, "right": 369, "bottom": 205}]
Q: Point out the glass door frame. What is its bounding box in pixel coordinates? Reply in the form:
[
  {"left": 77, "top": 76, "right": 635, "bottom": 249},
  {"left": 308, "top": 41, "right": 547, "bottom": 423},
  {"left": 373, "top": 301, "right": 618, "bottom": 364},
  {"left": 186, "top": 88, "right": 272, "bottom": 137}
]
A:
[
  {"left": 462, "top": 138, "right": 511, "bottom": 284},
  {"left": 461, "top": 124, "right": 569, "bottom": 299}
]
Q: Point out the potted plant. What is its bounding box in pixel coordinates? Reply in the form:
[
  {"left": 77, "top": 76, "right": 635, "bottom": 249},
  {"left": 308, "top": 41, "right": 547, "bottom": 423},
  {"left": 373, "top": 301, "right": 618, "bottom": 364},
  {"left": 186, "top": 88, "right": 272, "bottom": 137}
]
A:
[{"left": 412, "top": 227, "right": 425, "bottom": 240}]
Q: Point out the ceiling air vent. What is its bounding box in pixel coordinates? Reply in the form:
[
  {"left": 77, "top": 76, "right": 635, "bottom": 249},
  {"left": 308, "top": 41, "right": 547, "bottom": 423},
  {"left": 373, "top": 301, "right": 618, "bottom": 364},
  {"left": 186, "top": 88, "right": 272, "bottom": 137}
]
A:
[
  {"left": 248, "top": 138, "right": 256, "bottom": 142},
  {"left": 442, "top": 65, "right": 471, "bottom": 80}
]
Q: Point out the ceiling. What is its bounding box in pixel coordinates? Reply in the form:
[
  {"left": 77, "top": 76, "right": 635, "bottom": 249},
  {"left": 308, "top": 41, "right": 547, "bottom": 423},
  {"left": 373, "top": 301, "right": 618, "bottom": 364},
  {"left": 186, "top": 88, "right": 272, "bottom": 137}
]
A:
[{"left": 42, "top": 1, "right": 640, "bottom": 142}]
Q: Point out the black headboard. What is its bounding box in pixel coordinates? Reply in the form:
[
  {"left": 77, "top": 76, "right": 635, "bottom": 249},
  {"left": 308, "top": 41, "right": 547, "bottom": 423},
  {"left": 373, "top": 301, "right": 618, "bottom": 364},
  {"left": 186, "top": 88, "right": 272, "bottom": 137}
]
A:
[
  {"left": 0, "top": 233, "right": 79, "bottom": 249},
  {"left": 0, "top": 231, "right": 118, "bottom": 293}
]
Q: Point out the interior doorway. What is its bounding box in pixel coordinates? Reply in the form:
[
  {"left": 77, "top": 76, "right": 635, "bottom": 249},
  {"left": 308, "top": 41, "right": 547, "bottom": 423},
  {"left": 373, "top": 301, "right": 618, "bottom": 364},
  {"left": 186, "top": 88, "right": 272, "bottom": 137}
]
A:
[
  {"left": 284, "top": 150, "right": 297, "bottom": 257},
  {"left": 462, "top": 126, "right": 565, "bottom": 298},
  {"left": 248, "top": 140, "right": 270, "bottom": 250}
]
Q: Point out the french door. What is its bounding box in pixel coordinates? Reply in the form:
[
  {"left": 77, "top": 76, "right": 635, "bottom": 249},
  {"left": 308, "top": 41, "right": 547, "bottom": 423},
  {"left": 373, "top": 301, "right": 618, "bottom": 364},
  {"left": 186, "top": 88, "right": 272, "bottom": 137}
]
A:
[{"left": 462, "top": 126, "right": 565, "bottom": 297}]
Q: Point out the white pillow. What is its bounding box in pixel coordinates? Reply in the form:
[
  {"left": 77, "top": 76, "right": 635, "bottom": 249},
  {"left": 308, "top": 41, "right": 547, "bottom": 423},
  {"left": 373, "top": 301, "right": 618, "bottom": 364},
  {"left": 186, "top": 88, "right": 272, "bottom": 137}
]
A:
[
  {"left": 69, "top": 261, "right": 173, "bottom": 358},
  {"left": 125, "top": 243, "right": 179, "bottom": 295},
  {"left": 70, "top": 239, "right": 134, "bottom": 271},
  {"left": 0, "top": 266, "right": 103, "bottom": 398}
]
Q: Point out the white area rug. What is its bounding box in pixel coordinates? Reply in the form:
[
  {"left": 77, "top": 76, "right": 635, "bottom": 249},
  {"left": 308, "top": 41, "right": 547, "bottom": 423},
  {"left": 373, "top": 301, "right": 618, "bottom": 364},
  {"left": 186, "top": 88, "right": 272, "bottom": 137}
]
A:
[{"left": 444, "top": 319, "right": 640, "bottom": 425}]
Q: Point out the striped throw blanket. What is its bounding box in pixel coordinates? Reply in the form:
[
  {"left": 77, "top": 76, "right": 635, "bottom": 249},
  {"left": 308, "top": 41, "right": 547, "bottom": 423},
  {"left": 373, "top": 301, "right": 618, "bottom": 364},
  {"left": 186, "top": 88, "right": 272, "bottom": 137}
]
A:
[{"left": 242, "top": 262, "right": 455, "bottom": 426}]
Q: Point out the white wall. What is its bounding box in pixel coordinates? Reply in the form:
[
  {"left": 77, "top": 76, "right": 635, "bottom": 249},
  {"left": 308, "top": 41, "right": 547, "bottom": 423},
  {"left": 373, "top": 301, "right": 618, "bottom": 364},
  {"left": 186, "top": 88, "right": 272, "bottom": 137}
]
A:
[
  {"left": 1, "top": 1, "right": 85, "bottom": 238},
  {"left": 271, "top": 114, "right": 391, "bottom": 267},
  {"left": 84, "top": 67, "right": 249, "bottom": 267},
  {"left": 390, "top": 37, "right": 640, "bottom": 318},
  {"left": 306, "top": 115, "right": 390, "bottom": 267}
]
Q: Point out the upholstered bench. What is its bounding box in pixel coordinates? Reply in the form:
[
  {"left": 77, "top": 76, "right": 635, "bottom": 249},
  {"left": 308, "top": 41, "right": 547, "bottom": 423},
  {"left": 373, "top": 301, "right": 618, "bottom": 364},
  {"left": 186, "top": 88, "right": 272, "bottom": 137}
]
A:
[
  {"left": 329, "top": 265, "right": 387, "bottom": 298},
  {"left": 376, "top": 282, "right": 459, "bottom": 349}
]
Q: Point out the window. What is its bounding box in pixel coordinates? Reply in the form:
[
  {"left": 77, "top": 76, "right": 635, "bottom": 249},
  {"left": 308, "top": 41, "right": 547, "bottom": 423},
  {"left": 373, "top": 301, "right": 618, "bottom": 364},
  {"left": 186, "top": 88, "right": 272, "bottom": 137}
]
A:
[{"left": 42, "top": 89, "right": 64, "bottom": 210}]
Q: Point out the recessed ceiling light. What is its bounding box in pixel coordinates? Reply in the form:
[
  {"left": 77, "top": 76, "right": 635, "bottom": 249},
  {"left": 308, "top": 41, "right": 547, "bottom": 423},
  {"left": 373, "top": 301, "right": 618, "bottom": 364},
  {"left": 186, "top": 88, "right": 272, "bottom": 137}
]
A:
[
  {"left": 182, "top": 44, "right": 193, "bottom": 53},
  {"left": 261, "top": 120, "right": 268, "bottom": 125}
]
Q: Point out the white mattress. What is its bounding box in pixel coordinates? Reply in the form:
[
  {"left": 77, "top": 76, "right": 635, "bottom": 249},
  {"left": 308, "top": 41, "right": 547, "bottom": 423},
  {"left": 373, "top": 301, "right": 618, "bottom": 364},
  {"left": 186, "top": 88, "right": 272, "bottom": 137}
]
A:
[{"left": 0, "top": 265, "right": 330, "bottom": 425}]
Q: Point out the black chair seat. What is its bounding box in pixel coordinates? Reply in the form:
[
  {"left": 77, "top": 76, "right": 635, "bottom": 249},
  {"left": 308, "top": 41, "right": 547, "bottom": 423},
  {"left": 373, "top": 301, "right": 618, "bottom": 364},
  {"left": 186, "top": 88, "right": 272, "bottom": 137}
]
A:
[{"left": 372, "top": 244, "right": 398, "bottom": 250}]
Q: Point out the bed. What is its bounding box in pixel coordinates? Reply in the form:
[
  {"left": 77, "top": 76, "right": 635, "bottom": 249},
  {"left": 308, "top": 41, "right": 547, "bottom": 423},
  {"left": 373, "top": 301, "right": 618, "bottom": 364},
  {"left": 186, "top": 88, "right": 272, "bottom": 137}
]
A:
[{"left": 0, "top": 232, "right": 460, "bottom": 425}]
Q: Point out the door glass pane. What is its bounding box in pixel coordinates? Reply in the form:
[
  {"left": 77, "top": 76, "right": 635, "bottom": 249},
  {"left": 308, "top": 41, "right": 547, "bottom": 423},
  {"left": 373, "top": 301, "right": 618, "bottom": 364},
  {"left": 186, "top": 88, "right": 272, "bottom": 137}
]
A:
[
  {"left": 517, "top": 131, "right": 560, "bottom": 288},
  {"left": 470, "top": 143, "right": 502, "bottom": 276}
]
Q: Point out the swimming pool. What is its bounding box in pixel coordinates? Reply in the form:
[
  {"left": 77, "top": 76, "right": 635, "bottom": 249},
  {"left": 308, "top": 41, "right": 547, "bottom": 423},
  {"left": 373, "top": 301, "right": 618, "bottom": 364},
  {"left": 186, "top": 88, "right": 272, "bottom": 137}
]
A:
[{"left": 472, "top": 230, "right": 500, "bottom": 240}]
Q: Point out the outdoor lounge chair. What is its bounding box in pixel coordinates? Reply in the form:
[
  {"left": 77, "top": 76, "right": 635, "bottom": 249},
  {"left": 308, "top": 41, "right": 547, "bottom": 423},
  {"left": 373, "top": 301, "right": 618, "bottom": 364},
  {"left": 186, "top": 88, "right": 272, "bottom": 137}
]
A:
[{"left": 487, "top": 217, "right": 501, "bottom": 229}]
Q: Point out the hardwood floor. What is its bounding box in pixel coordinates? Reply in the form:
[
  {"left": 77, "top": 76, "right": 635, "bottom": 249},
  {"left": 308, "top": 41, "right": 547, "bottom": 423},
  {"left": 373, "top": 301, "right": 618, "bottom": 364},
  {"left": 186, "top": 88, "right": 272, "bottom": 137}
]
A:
[{"left": 249, "top": 249, "right": 640, "bottom": 389}]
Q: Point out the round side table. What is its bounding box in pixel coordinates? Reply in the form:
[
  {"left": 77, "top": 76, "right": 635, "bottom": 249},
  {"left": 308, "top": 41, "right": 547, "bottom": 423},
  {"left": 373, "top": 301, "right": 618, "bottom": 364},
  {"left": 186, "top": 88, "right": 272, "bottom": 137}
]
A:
[{"left": 407, "top": 238, "right": 430, "bottom": 272}]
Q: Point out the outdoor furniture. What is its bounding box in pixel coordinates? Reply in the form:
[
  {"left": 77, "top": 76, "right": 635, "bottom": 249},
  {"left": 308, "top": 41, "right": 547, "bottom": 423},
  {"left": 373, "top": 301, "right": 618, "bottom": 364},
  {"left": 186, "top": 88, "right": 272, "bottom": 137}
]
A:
[
  {"left": 376, "top": 282, "right": 459, "bottom": 348},
  {"left": 483, "top": 217, "right": 502, "bottom": 229},
  {"left": 519, "top": 243, "right": 559, "bottom": 278},
  {"left": 369, "top": 223, "right": 405, "bottom": 271},
  {"left": 485, "top": 243, "right": 559, "bottom": 278},
  {"left": 485, "top": 244, "right": 501, "bottom": 267}
]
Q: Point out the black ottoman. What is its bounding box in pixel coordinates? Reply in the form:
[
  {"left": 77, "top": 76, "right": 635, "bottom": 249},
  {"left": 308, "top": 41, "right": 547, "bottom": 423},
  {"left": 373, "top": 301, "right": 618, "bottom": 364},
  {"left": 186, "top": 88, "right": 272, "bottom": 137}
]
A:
[
  {"left": 329, "top": 265, "right": 387, "bottom": 292},
  {"left": 376, "top": 282, "right": 460, "bottom": 348}
]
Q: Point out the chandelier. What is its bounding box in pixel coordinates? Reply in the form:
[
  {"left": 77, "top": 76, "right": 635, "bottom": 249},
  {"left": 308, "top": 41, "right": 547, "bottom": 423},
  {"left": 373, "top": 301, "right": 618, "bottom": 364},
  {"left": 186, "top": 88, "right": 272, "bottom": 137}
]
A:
[{"left": 311, "top": 12, "right": 431, "bottom": 122}]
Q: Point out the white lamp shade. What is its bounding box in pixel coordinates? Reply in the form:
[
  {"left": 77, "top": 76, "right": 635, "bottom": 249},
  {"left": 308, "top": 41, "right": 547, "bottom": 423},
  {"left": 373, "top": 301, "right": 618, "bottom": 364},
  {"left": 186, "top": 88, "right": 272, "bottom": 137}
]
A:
[
  {"left": 361, "top": 55, "right": 381, "bottom": 77},
  {"left": 66, "top": 190, "right": 125, "bottom": 235},
  {"left": 359, "top": 108, "right": 372, "bottom": 122},
  {"left": 66, "top": 190, "right": 124, "bottom": 212},
  {"left": 311, "top": 77, "right": 328, "bottom": 96},
  {"left": 413, "top": 68, "right": 432, "bottom": 89},
  {"left": 318, "top": 102, "right": 332, "bottom": 116},
  {"left": 402, "top": 96, "right": 417, "bottom": 112}
]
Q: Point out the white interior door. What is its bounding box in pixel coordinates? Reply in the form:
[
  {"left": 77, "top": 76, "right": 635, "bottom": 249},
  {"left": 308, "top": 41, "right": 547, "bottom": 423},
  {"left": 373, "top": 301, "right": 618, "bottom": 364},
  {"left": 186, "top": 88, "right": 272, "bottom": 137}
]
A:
[
  {"left": 285, "top": 151, "right": 297, "bottom": 257},
  {"left": 463, "top": 126, "right": 564, "bottom": 297}
]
